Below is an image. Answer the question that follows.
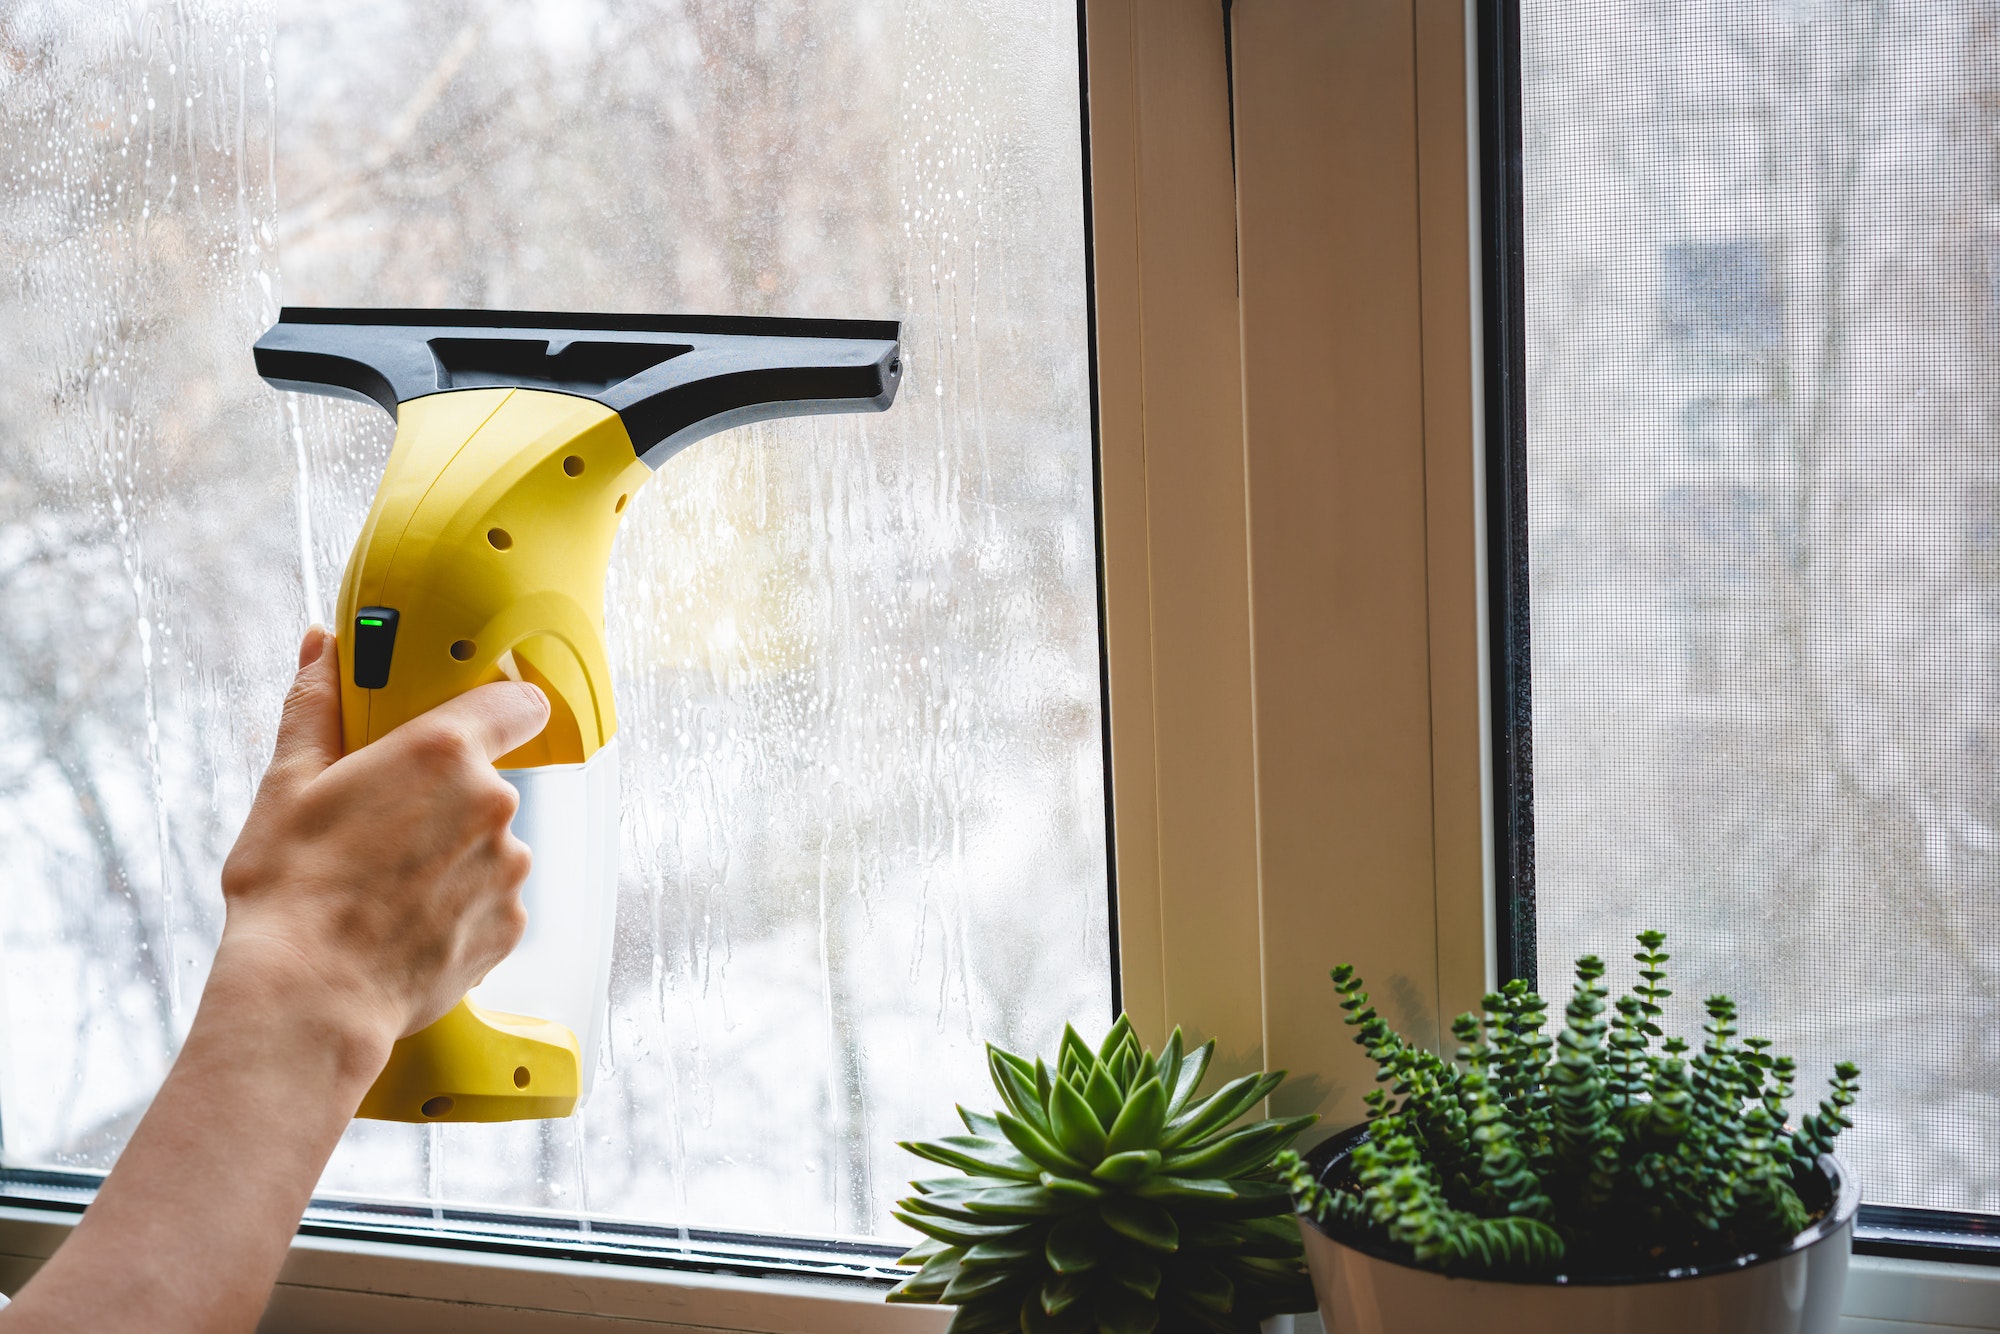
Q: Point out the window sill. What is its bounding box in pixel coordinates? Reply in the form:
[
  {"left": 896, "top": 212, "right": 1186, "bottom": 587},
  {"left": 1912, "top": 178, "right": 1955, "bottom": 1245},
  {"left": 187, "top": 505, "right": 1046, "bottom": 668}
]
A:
[
  {"left": 1279, "top": 1257, "right": 2000, "bottom": 1334},
  {"left": 0, "top": 1202, "right": 1992, "bottom": 1334},
  {"left": 0, "top": 1203, "right": 948, "bottom": 1333},
  {"left": 1839, "top": 1255, "right": 2000, "bottom": 1333}
]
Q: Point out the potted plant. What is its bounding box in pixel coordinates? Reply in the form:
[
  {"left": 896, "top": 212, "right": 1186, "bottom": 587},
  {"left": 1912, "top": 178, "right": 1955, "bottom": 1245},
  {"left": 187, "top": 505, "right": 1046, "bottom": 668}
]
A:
[
  {"left": 887, "top": 1014, "right": 1321, "bottom": 1332},
  {"left": 1275, "top": 931, "right": 1861, "bottom": 1334}
]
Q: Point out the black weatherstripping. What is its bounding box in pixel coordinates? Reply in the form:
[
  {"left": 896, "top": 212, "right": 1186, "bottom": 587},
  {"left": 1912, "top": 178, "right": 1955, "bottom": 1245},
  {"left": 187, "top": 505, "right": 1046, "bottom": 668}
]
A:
[
  {"left": 1478, "top": 0, "right": 1538, "bottom": 990},
  {"left": 1856, "top": 1203, "right": 2000, "bottom": 1266},
  {"left": 254, "top": 307, "right": 903, "bottom": 468},
  {"left": 1074, "top": 0, "right": 1122, "bottom": 1021}
]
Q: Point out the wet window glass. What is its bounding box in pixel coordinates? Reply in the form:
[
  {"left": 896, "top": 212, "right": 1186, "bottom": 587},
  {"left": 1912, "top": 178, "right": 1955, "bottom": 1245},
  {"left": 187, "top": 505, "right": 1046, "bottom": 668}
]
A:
[{"left": 0, "top": 0, "right": 1109, "bottom": 1242}]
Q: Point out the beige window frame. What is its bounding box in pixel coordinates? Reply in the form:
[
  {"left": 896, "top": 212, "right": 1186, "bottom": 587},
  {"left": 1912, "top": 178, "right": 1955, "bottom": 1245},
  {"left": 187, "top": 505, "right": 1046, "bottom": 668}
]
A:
[
  {"left": 1094, "top": 0, "right": 1490, "bottom": 1104},
  {"left": 0, "top": 2, "right": 1991, "bottom": 1329}
]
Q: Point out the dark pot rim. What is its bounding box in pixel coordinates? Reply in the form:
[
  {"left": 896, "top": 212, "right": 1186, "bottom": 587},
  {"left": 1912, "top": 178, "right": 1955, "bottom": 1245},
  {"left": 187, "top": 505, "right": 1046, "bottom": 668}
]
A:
[{"left": 1296, "top": 1121, "right": 1861, "bottom": 1288}]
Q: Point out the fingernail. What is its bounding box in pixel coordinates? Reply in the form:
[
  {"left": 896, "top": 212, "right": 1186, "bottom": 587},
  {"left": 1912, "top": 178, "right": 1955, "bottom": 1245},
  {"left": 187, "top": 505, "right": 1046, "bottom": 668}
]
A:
[
  {"left": 298, "top": 624, "right": 327, "bottom": 669},
  {"left": 526, "top": 683, "right": 550, "bottom": 716}
]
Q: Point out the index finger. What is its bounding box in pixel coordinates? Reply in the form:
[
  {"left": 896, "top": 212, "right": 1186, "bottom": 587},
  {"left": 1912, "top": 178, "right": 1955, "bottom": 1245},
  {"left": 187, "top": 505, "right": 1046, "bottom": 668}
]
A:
[{"left": 418, "top": 681, "right": 552, "bottom": 763}]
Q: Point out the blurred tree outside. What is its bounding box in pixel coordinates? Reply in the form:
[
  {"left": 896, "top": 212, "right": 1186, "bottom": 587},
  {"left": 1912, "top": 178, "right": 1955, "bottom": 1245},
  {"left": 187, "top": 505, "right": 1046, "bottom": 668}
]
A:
[
  {"left": 1525, "top": 0, "right": 2000, "bottom": 1212},
  {"left": 0, "top": 0, "right": 1109, "bottom": 1242}
]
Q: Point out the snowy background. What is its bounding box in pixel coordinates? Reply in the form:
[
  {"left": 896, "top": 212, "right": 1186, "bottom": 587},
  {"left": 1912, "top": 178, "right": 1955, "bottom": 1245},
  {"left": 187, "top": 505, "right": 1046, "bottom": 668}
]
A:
[
  {"left": 1525, "top": 0, "right": 2000, "bottom": 1214},
  {"left": 0, "top": 0, "right": 1110, "bottom": 1241}
]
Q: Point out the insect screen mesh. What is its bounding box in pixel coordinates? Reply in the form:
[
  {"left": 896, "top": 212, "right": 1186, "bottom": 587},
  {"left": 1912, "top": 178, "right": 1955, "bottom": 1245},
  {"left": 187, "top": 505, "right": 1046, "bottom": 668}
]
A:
[{"left": 1523, "top": 0, "right": 2000, "bottom": 1212}]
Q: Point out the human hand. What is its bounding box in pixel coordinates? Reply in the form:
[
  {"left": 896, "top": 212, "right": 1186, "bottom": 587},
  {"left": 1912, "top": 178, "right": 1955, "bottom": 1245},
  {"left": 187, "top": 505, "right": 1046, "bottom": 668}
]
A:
[
  {"left": 0, "top": 629, "right": 551, "bottom": 1334},
  {"left": 216, "top": 625, "right": 551, "bottom": 1065}
]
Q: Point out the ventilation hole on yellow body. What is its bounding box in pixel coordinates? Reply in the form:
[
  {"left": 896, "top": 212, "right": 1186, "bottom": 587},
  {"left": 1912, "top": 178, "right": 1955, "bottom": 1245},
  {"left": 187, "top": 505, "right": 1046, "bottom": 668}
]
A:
[
  {"left": 563, "top": 455, "right": 585, "bottom": 476},
  {"left": 513, "top": 1066, "right": 531, "bottom": 1089},
  {"left": 450, "top": 639, "right": 476, "bottom": 661},
  {"left": 614, "top": 493, "right": 628, "bottom": 513},
  {"left": 487, "top": 527, "right": 513, "bottom": 550},
  {"left": 421, "top": 1096, "right": 454, "bottom": 1118}
]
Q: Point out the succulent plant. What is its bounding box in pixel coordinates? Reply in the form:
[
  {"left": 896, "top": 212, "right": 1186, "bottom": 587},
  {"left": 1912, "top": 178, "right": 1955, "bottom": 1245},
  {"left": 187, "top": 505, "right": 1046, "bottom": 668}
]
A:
[
  {"left": 1280, "top": 931, "right": 1861, "bottom": 1279},
  {"left": 888, "top": 1015, "right": 1318, "bottom": 1333}
]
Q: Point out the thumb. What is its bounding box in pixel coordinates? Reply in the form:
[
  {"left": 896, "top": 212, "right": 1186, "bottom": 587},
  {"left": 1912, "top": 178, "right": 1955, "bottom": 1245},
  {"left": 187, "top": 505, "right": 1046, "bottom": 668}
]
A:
[{"left": 267, "top": 625, "right": 345, "bottom": 788}]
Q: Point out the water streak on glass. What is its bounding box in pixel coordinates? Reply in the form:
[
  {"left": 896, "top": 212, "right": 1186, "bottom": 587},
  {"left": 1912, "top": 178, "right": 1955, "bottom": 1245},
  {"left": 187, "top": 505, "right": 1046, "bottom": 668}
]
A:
[
  {"left": 0, "top": 0, "right": 1110, "bottom": 1243},
  {"left": 1523, "top": 0, "right": 2000, "bottom": 1213}
]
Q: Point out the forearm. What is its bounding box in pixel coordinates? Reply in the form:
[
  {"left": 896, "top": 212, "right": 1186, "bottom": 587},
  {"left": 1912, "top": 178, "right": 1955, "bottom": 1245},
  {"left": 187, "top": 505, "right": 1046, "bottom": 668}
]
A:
[
  {"left": 0, "top": 633, "right": 543, "bottom": 1330},
  {"left": 1, "top": 941, "right": 390, "bottom": 1333}
]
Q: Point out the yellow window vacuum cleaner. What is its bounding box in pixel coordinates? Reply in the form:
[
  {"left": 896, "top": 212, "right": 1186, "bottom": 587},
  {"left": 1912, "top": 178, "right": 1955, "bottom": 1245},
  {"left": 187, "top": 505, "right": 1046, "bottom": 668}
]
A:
[{"left": 254, "top": 308, "right": 901, "bottom": 1123}]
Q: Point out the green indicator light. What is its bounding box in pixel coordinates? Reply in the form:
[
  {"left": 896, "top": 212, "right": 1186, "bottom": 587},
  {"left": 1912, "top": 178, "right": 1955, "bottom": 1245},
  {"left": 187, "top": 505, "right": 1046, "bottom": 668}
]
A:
[{"left": 358, "top": 618, "right": 385, "bottom": 627}]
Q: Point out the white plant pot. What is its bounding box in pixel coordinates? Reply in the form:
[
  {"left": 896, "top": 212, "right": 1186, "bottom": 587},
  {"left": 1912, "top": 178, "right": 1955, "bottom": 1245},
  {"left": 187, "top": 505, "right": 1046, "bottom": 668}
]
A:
[{"left": 1297, "top": 1125, "right": 1860, "bottom": 1334}]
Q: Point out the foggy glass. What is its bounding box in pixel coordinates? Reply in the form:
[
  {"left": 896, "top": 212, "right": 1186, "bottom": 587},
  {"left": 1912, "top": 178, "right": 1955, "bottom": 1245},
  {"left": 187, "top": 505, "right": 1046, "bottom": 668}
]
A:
[
  {"left": 1523, "top": 0, "right": 2000, "bottom": 1212},
  {"left": 0, "top": 0, "right": 1109, "bottom": 1242}
]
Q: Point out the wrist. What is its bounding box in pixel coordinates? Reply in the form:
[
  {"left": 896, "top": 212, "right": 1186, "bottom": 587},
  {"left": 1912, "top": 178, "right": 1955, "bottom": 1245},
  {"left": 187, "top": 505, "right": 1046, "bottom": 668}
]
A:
[{"left": 204, "top": 930, "right": 399, "bottom": 1092}]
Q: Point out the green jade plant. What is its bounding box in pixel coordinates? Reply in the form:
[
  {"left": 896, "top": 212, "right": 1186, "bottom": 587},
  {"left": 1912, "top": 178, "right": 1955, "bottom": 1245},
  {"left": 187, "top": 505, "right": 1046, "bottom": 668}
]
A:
[
  {"left": 889, "top": 1015, "right": 1318, "bottom": 1334},
  {"left": 1278, "top": 931, "right": 1860, "bottom": 1278}
]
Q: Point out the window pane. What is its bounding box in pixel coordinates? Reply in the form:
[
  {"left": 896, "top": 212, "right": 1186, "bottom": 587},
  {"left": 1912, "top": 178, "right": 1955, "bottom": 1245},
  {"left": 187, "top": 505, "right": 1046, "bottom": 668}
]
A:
[
  {"left": 1522, "top": 1, "right": 1998, "bottom": 1212},
  {"left": 0, "top": 0, "right": 1109, "bottom": 1242}
]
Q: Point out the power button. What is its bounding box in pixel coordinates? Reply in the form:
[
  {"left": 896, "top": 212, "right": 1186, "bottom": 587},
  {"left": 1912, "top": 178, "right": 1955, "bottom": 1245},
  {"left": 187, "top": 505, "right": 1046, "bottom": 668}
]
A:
[{"left": 352, "top": 607, "right": 400, "bottom": 690}]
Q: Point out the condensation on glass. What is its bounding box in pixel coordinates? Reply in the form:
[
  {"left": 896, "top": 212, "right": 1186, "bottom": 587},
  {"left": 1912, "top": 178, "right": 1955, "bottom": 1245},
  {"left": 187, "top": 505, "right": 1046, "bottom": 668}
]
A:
[
  {"left": 0, "top": 0, "right": 1109, "bottom": 1241},
  {"left": 1521, "top": 1, "right": 2000, "bottom": 1213}
]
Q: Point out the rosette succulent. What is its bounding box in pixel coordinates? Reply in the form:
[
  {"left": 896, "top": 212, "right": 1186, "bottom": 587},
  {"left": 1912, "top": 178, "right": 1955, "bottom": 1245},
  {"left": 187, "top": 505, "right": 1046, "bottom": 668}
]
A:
[{"left": 888, "top": 1015, "right": 1318, "bottom": 1333}]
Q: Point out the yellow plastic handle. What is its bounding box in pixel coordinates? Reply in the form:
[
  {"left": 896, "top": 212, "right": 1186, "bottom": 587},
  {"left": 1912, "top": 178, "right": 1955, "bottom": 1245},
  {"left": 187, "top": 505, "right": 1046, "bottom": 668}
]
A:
[
  {"left": 355, "top": 998, "right": 582, "bottom": 1123},
  {"left": 335, "top": 388, "right": 650, "bottom": 1122}
]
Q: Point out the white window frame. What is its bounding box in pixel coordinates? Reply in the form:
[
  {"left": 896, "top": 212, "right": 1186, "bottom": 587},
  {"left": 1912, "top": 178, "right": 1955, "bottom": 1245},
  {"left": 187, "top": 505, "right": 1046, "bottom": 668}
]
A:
[{"left": 0, "top": 2, "right": 1991, "bottom": 1328}]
